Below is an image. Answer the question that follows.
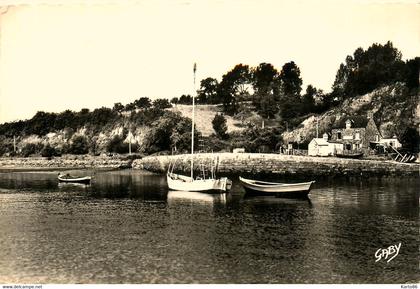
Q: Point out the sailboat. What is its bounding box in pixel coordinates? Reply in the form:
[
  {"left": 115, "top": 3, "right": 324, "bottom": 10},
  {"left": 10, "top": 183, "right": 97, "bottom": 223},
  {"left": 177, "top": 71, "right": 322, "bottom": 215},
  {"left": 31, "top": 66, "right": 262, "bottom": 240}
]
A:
[{"left": 166, "top": 64, "right": 232, "bottom": 193}]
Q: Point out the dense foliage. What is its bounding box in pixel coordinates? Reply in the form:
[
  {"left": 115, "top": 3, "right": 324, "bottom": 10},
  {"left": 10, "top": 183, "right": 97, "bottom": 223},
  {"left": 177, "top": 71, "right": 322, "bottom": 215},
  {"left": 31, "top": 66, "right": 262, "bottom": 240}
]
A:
[
  {"left": 144, "top": 111, "right": 197, "bottom": 154},
  {"left": 212, "top": 114, "right": 228, "bottom": 139},
  {"left": 0, "top": 41, "right": 418, "bottom": 156},
  {"left": 332, "top": 41, "right": 418, "bottom": 99}
]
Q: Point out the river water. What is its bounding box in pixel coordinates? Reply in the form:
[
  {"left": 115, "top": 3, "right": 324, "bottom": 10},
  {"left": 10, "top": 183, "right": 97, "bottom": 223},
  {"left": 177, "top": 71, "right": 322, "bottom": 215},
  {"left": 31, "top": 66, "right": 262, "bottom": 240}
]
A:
[{"left": 0, "top": 169, "right": 418, "bottom": 284}]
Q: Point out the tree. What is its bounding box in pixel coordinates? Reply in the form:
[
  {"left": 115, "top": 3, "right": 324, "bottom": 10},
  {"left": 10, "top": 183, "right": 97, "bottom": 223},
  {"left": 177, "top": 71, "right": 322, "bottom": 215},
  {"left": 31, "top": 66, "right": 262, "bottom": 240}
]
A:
[
  {"left": 90, "top": 107, "right": 117, "bottom": 127},
  {"left": 41, "top": 143, "right": 57, "bottom": 158},
  {"left": 54, "top": 110, "right": 76, "bottom": 131},
  {"left": 134, "top": 97, "right": 152, "bottom": 109},
  {"left": 220, "top": 64, "right": 252, "bottom": 114},
  {"left": 145, "top": 111, "right": 196, "bottom": 153},
  {"left": 178, "top": 94, "right": 192, "bottom": 104},
  {"left": 279, "top": 61, "right": 302, "bottom": 97},
  {"left": 332, "top": 41, "right": 407, "bottom": 98},
  {"left": 29, "top": 111, "right": 57, "bottom": 136},
  {"left": 171, "top": 97, "right": 179, "bottom": 104},
  {"left": 259, "top": 94, "right": 278, "bottom": 119},
  {"left": 399, "top": 126, "right": 420, "bottom": 153},
  {"left": 124, "top": 102, "right": 136, "bottom": 111},
  {"left": 69, "top": 135, "right": 89, "bottom": 154},
  {"left": 241, "top": 125, "right": 282, "bottom": 153},
  {"left": 107, "top": 135, "right": 130, "bottom": 154},
  {"left": 212, "top": 113, "right": 228, "bottom": 139},
  {"left": 251, "top": 63, "right": 280, "bottom": 117},
  {"left": 279, "top": 97, "right": 303, "bottom": 120},
  {"left": 21, "top": 143, "right": 39, "bottom": 157},
  {"left": 252, "top": 63, "right": 279, "bottom": 95},
  {"left": 152, "top": 98, "right": 172, "bottom": 110},
  {"left": 113, "top": 102, "right": 124, "bottom": 114},
  {"left": 301, "top": 85, "right": 317, "bottom": 114},
  {"left": 77, "top": 108, "right": 91, "bottom": 127},
  {"left": 278, "top": 62, "right": 303, "bottom": 120},
  {"left": 331, "top": 63, "right": 349, "bottom": 101},
  {"left": 198, "top": 77, "right": 219, "bottom": 104},
  {"left": 405, "top": 57, "right": 420, "bottom": 91}
]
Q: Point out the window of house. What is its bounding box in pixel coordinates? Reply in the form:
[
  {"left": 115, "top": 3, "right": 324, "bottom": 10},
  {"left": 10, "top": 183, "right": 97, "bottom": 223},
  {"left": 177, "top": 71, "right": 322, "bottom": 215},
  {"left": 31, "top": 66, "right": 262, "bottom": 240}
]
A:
[
  {"left": 355, "top": 143, "right": 360, "bottom": 150},
  {"left": 337, "top": 132, "right": 342, "bottom": 140},
  {"left": 345, "top": 144, "right": 351, "bottom": 150}
]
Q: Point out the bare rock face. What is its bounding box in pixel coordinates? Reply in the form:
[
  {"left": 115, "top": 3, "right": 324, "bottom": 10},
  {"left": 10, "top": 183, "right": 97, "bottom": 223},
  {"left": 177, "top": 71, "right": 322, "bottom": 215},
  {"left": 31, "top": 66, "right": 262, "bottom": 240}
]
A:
[{"left": 283, "top": 84, "right": 419, "bottom": 143}]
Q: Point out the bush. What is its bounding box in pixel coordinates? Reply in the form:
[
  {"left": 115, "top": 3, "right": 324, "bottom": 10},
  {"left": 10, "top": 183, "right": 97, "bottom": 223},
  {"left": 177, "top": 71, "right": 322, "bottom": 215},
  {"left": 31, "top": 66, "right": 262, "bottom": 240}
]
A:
[
  {"left": 106, "top": 135, "right": 138, "bottom": 154},
  {"left": 231, "top": 126, "right": 282, "bottom": 153},
  {"left": 21, "top": 143, "right": 41, "bottom": 157},
  {"left": 145, "top": 111, "right": 195, "bottom": 154},
  {"left": 0, "top": 137, "right": 14, "bottom": 156},
  {"left": 212, "top": 113, "right": 228, "bottom": 139},
  {"left": 69, "top": 135, "right": 89, "bottom": 154},
  {"left": 41, "top": 143, "right": 58, "bottom": 158}
]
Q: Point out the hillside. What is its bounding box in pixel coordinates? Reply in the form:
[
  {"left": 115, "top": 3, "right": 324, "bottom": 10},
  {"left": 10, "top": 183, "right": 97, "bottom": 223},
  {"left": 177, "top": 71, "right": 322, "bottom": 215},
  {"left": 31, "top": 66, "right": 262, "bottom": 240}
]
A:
[
  {"left": 282, "top": 83, "right": 420, "bottom": 144},
  {"left": 0, "top": 82, "right": 418, "bottom": 158},
  {"left": 0, "top": 102, "right": 250, "bottom": 157},
  {"left": 170, "top": 104, "right": 245, "bottom": 136}
]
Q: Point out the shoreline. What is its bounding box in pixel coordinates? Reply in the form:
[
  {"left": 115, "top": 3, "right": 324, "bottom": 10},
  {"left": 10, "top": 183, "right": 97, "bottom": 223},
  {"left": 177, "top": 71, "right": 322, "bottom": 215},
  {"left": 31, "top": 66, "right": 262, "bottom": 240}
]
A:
[
  {"left": 1, "top": 153, "right": 419, "bottom": 177},
  {"left": 132, "top": 153, "right": 420, "bottom": 177},
  {"left": 0, "top": 155, "right": 132, "bottom": 171}
]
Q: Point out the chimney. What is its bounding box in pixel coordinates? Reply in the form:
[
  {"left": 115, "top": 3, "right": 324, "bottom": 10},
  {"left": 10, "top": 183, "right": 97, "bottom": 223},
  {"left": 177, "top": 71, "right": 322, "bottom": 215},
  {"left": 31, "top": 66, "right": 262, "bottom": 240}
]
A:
[
  {"left": 367, "top": 111, "right": 374, "bottom": 119},
  {"left": 345, "top": 119, "right": 352, "bottom": 129},
  {"left": 323, "top": 133, "right": 328, "bottom": 141}
]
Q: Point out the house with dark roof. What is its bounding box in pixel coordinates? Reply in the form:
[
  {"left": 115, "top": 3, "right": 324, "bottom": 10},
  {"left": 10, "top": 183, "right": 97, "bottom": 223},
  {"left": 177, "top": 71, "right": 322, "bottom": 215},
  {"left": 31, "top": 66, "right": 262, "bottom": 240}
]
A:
[
  {"left": 330, "top": 115, "right": 381, "bottom": 153},
  {"left": 308, "top": 133, "right": 344, "bottom": 156}
]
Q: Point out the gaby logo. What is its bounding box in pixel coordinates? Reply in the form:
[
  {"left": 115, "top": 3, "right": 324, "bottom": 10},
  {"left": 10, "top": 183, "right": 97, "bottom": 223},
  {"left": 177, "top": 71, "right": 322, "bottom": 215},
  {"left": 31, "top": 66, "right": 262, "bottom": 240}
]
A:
[{"left": 375, "top": 242, "right": 401, "bottom": 263}]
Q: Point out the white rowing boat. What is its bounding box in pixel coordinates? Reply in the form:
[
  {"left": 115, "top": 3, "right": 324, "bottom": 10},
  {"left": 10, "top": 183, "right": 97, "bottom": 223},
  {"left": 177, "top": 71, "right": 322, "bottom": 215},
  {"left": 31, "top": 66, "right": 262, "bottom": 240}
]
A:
[
  {"left": 58, "top": 173, "right": 91, "bottom": 184},
  {"left": 239, "top": 176, "right": 314, "bottom": 198}
]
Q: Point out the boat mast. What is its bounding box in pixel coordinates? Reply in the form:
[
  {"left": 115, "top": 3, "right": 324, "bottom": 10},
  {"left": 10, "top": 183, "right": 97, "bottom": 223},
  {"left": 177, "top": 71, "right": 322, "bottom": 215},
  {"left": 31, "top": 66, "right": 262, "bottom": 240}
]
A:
[{"left": 191, "top": 63, "right": 196, "bottom": 180}]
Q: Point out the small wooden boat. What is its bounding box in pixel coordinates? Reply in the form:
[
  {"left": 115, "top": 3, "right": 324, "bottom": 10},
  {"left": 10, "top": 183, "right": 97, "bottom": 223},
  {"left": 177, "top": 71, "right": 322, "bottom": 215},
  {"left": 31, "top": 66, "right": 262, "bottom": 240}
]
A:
[
  {"left": 335, "top": 152, "right": 364, "bottom": 159},
  {"left": 239, "top": 176, "right": 314, "bottom": 198},
  {"left": 58, "top": 173, "right": 91, "bottom": 184}
]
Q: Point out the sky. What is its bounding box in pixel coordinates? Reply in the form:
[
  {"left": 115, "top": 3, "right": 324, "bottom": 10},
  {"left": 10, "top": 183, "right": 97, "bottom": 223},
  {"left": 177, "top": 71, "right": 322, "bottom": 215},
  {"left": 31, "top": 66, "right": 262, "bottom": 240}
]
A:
[{"left": 0, "top": 0, "right": 419, "bottom": 123}]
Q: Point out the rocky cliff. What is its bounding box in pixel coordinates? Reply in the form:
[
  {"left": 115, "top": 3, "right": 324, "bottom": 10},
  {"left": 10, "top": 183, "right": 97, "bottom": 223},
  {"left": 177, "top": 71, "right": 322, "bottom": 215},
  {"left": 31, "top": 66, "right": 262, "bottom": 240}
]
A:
[{"left": 282, "top": 84, "right": 419, "bottom": 144}]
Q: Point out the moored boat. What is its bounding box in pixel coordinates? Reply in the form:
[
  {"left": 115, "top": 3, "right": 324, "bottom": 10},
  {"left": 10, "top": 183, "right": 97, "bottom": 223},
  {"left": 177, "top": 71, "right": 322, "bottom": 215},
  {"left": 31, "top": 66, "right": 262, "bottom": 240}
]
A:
[
  {"left": 167, "top": 63, "right": 232, "bottom": 193},
  {"left": 335, "top": 152, "right": 364, "bottom": 159},
  {"left": 58, "top": 173, "right": 91, "bottom": 184},
  {"left": 239, "top": 176, "right": 314, "bottom": 198},
  {"left": 167, "top": 171, "right": 232, "bottom": 193}
]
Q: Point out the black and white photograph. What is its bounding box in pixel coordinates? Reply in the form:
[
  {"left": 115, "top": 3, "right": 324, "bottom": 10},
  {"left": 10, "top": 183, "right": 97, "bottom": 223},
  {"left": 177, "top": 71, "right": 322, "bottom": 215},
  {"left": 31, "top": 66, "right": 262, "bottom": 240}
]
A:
[{"left": 0, "top": 0, "right": 419, "bottom": 287}]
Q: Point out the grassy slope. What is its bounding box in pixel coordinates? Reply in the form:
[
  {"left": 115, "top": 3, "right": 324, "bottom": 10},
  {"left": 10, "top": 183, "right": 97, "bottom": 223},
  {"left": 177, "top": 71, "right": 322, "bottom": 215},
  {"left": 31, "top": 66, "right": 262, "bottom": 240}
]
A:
[{"left": 170, "top": 104, "right": 245, "bottom": 136}]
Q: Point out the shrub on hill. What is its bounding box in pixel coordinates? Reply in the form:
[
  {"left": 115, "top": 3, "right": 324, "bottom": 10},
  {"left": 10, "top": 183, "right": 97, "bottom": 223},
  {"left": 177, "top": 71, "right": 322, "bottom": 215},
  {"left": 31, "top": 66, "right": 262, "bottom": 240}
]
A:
[
  {"left": 69, "top": 135, "right": 89, "bottom": 155},
  {"left": 212, "top": 113, "right": 228, "bottom": 139}
]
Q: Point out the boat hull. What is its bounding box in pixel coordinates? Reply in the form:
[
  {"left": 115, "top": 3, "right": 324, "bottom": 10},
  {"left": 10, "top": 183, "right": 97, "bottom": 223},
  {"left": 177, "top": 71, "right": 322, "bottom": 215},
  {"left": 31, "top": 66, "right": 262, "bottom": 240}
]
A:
[
  {"left": 243, "top": 187, "right": 311, "bottom": 198},
  {"left": 58, "top": 176, "right": 91, "bottom": 184},
  {"left": 239, "top": 177, "right": 314, "bottom": 198},
  {"left": 336, "top": 153, "right": 364, "bottom": 159},
  {"left": 167, "top": 173, "right": 232, "bottom": 193}
]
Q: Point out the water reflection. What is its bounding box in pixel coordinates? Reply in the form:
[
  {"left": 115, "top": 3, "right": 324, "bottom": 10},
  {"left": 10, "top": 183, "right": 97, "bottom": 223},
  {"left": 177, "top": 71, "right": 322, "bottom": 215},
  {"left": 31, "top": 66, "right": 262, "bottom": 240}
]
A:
[
  {"left": 167, "top": 190, "right": 227, "bottom": 204},
  {"left": 0, "top": 170, "right": 418, "bottom": 283}
]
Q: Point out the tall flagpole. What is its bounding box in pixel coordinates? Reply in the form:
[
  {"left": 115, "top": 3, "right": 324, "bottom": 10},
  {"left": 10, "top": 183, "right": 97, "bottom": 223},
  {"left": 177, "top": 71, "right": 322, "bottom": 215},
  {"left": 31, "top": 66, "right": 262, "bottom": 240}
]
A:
[{"left": 191, "top": 63, "right": 196, "bottom": 180}]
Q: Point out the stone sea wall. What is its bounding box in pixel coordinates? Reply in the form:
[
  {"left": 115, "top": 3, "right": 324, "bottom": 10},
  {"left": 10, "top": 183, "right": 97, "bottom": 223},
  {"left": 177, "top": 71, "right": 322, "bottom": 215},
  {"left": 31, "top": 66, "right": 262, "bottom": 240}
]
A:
[
  {"left": 0, "top": 155, "right": 132, "bottom": 170},
  {"left": 133, "top": 153, "right": 420, "bottom": 177}
]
